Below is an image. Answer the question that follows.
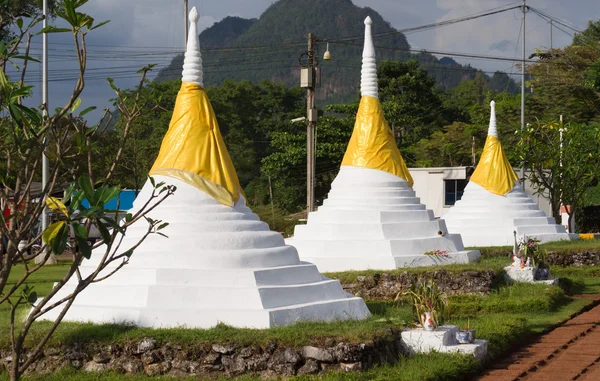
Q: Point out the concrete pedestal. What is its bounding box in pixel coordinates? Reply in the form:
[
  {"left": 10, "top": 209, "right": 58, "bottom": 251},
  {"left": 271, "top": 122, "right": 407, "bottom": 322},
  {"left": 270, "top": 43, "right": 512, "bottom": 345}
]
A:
[
  {"left": 503, "top": 266, "right": 559, "bottom": 285},
  {"left": 401, "top": 325, "right": 488, "bottom": 360}
]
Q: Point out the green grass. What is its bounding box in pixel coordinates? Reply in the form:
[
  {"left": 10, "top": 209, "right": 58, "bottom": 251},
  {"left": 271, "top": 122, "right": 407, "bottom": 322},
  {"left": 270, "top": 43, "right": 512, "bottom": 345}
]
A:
[
  {"left": 472, "top": 238, "right": 600, "bottom": 258},
  {"left": 325, "top": 256, "right": 509, "bottom": 285},
  {"left": 1, "top": 240, "right": 600, "bottom": 381}
]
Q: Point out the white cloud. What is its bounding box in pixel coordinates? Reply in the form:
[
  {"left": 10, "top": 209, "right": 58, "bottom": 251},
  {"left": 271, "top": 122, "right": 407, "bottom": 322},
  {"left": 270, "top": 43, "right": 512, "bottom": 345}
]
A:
[{"left": 22, "top": 0, "right": 599, "bottom": 121}]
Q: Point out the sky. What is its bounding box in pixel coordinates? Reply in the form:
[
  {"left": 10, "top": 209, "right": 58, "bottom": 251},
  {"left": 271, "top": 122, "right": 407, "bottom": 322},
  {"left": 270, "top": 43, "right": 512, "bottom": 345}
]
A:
[{"left": 16, "top": 0, "right": 600, "bottom": 123}]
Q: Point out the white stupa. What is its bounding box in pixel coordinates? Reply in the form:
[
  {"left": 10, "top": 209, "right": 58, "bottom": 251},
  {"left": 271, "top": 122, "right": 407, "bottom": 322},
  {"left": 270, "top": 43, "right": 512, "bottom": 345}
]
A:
[
  {"left": 40, "top": 8, "right": 370, "bottom": 329},
  {"left": 441, "top": 101, "right": 577, "bottom": 247},
  {"left": 285, "top": 17, "right": 480, "bottom": 272}
]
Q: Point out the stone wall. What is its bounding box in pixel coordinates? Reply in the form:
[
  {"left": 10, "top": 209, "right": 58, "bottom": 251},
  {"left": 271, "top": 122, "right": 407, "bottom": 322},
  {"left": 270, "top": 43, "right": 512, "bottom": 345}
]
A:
[
  {"left": 546, "top": 251, "right": 600, "bottom": 267},
  {"left": 1, "top": 332, "right": 406, "bottom": 378},
  {"left": 340, "top": 270, "right": 496, "bottom": 300}
]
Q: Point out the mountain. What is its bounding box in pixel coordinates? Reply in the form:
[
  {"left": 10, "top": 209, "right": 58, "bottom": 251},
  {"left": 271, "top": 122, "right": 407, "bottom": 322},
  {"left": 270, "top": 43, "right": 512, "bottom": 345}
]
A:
[
  {"left": 199, "top": 16, "right": 257, "bottom": 49},
  {"left": 155, "top": 0, "right": 517, "bottom": 100}
]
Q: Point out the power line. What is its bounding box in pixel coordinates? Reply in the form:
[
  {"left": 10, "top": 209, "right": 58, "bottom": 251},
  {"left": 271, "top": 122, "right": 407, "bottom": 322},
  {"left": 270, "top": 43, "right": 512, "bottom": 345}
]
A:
[
  {"left": 321, "top": 4, "right": 523, "bottom": 44},
  {"left": 528, "top": 6, "right": 583, "bottom": 33}
]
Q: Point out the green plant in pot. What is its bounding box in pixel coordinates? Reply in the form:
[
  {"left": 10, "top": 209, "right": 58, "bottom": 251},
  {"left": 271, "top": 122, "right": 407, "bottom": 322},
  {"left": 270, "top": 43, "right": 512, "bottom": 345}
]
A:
[
  {"left": 521, "top": 237, "right": 550, "bottom": 279},
  {"left": 402, "top": 280, "right": 448, "bottom": 331}
]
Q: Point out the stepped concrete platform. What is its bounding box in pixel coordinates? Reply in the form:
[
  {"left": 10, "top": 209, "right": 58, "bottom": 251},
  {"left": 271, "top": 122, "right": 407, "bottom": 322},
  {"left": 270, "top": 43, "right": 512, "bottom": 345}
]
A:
[{"left": 287, "top": 167, "right": 480, "bottom": 272}]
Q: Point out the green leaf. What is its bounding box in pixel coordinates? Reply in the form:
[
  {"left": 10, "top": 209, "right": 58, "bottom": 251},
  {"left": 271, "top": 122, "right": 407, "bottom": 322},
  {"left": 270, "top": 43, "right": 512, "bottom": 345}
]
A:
[
  {"left": 125, "top": 213, "right": 133, "bottom": 222},
  {"left": 97, "top": 186, "right": 120, "bottom": 205},
  {"left": 77, "top": 206, "right": 101, "bottom": 218},
  {"left": 71, "top": 222, "right": 88, "bottom": 239},
  {"left": 71, "top": 190, "right": 86, "bottom": 211},
  {"left": 43, "top": 221, "right": 66, "bottom": 244},
  {"left": 90, "top": 20, "right": 110, "bottom": 31},
  {"left": 51, "top": 223, "right": 69, "bottom": 255},
  {"left": 75, "top": 235, "right": 91, "bottom": 259},
  {"left": 78, "top": 175, "right": 95, "bottom": 205},
  {"left": 37, "top": 26, "right": 71, "bottom": 35},
  {"left": 62, "top": 182, "right": 76, "bottom": 203},
  {"left": 107, "top": 77, "right": 119, "bottom": 92},
  {"left": 16, "top": 18, "right": 23, "bottom": 30},
  {"left": 157, "top": 222, "right": 169, "bottom": 231},
  {"left": 79, "top": 106, "right": 96, "bottom": 117},
  {"left": 96, "top": 221, "right": 111, "bottom": 243},
  {"left": 27, "top": 291, "right": 38, "bottom": 305},
  {"left": 12, "top": 55, "right": 40, "bottom": 63},
  {"left": 70, "top": 97, "right": 82, "bottom": 113}
]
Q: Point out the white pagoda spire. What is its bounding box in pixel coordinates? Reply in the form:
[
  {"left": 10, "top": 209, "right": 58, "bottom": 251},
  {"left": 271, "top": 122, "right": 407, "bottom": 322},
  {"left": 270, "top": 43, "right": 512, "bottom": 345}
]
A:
[
  {"left": 488, "top": 100, "right": 498, "bottom": 137},
  {"left": 361, "top": 16, "right": 378, "bottom": 99},
  {"left": 182, "top": 6, "right": 203, "bottom": 86}
]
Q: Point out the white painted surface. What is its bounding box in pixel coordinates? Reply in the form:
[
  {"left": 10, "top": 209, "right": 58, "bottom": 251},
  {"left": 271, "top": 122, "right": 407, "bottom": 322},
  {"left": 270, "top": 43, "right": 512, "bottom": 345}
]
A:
[
  {"left": 503, "top": 266, "right": 559, "bottom": 285},
  {"left": 181, "top": 7, "right": 203, "bottom": 86},
  {"left": 409, "top": 167, "right": 469, "bottom": 217},
  {"left": 401, "top": 325, "right": 488, "bottom": 360},
  {"left": 488, "top": 101, "right": 497, "bottom": 137},
  {"left": 40, "top": 176, "right": 370, "bottom": 328},
  {"left": 361, "top": 16, "right": 378, "bottom": 99},
  {"left": 287, "top": 166, "right": 480, "bottom": 272},
  {"left": 441, "top": 181, "right": 576, "bottom": 247}
]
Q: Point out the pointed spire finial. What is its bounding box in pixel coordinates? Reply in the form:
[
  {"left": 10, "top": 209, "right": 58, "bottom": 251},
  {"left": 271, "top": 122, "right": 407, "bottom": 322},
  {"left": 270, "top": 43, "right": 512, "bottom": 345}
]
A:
[
  {"left": 361, "top": 16, "right": 378, "bottom": 99},
  {"left": 488, "top": 100, "right": 497, "bottom": 137},
  {"left": 182, "top": 6, "right": 203, "bottom": 86}
]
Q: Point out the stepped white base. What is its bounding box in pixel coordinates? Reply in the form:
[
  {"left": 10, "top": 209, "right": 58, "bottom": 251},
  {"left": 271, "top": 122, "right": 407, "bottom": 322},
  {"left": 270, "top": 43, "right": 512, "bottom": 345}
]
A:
[
  {"left": 38, "top": 175, "right": 370, "bottom": 329},
  {"left": 40, "top": 263, "right": 370, "bottom": 329},
  {"left": 288, "top": 242, "right": 480, "bottom": 272},
  {"left": 503, "top": 266, "right": 558, "bottom": 286},
  {"left": 401, "top": 325, "right": 487, "bottom": 360},
  {"left": 443, "top": 182, "right": 578, "bottom": 247},
  {"left": 288, "top": 167, "right": 480, "bottom": 272}
]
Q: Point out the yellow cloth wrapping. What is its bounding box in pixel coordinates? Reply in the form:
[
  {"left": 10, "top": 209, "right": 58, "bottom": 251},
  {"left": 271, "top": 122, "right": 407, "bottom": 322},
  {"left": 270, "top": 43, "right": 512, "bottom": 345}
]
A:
[
  {"left": 150, "top": 82, "right": 241, "bottom": 207},
  {"left": 470, "top": 135, "right": 519, "bottom": 196},
  {"left": 341, "top": 96, "right": 414, "bottom": 187}
]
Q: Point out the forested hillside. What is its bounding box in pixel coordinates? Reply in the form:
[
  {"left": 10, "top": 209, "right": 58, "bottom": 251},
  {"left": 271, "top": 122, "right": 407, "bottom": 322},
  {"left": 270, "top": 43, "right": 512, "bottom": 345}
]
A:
[{"left": 155, "top": 0, "right": 518, "bottom": 101}]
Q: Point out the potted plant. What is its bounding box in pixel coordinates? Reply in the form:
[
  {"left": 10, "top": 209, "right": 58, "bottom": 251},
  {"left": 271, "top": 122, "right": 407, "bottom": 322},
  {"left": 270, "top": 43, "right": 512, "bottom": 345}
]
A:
[
  {"left": 521, "top": 237, "right": 550, "bottom": 280},
  {"left": 403, "top": 280, "right": 448, "bottom": 331},
  {"left": 456, "top": 319, "right": 476, "bottom": 344}
]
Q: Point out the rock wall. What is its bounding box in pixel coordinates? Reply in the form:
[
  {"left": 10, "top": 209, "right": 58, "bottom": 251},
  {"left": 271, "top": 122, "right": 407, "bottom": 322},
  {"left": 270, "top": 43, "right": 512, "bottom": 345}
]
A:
[
  {"left": 1, "top": 332, "right": 406, "bottom": 378},
  {"left": 546, "top": 251, "right": 600, "bottom": 267},
  {"left": 340, "top": 270, "right": 496, "bottom": 300}
]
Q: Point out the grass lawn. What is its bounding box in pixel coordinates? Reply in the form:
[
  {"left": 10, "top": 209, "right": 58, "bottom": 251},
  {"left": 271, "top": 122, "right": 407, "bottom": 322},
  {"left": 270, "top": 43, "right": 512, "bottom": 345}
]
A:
[
  {"left": 472, "top": 238, "right": 600, "bottom": 257},
  {"left": 1, "top": 240, "right": 599, "bottom": 380}
]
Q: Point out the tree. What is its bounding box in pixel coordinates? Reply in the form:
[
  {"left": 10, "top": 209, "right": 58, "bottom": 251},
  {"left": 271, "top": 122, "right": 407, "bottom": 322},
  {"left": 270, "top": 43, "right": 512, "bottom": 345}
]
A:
[
  {"left": 414, "top": 122, "right": 486, "bottom": 167},
  {"left": 107, "top": 80, "right": 181, "bottom": 192},
  {"left": 528, "top": 20, "right": 600, "bottom": 124},
  {"left": 377, "top": 60, "right": 451, "bottom": 160},
  {"left": 573, "top": 20, "right": 600, "bottom": 47},
  {"left": 519, "top": 120, "right": 600, "bottom": 231},
  {"left": 0, "top": 2, "right": 174, "bottom": 380},
  {"left": 0, "top": 0, "right": 56, "bottom": 41},
  {"left": 261, "top": 115, "right": 353, "bottom": 211}
]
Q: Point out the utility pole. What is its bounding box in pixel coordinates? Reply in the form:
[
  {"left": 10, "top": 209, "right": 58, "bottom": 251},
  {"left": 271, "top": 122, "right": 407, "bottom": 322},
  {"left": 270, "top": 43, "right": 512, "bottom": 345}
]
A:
[
  {"left": 550, "top": 19, "right": 553, "bottom": 49},
  {"left": 38, "top": 0, "right": 50, "bottom": 264},
  {"left": 184, "top": 0, "right": 189, "bottom": 46},
  {"left": 301, "top": 33, "right": 318, "bottom": 214},
  {"left": 520, "top": 0, "right": 527, "bottom": 182}
]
